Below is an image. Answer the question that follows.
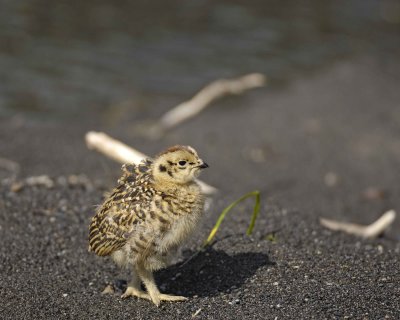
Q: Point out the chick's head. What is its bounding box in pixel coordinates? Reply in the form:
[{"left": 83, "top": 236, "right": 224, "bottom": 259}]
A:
[{"left": 153, "top": 145, "right": 208, "bottom": 184}]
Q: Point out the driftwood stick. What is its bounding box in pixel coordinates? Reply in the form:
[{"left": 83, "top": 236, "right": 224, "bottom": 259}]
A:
[
  {"left": 160, "top": 73, "right": 266, "bottom": 130},
  {"left": 85, "top": 131, "right": 217, "bottom": 195},
  {"left": 320, "top": 210, "right": 396, "bottom": 239},
  {"left": 86, "top": 132, "right": 146, "bottom": 165}
]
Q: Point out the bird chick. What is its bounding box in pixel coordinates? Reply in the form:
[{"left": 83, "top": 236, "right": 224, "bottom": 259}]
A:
[{"left": 88, "top": 145, "right": 208, "bottom": 306}]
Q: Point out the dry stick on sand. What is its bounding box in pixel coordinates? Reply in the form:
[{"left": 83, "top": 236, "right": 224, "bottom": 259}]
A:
[
  {"left": 320, "top": 210, "right": 396, "bottom": 239},
  {"left": 159, "top": 73, "right": 266, "bottom": 130},
  {"left": 85, "top": 131, "right": 217, "bottom": 195}
]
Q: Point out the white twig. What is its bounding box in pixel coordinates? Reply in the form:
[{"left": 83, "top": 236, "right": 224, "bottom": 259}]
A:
[
  {"left": 25, "top": 175, "right": 55, "bottom": 188},
  {"left": 10, "top": 175, "right": 55, "bottom": 192},
  {"left": 320, "top": 210, "right": 396, "bottom": 239},
  {"left": 85, "top": 131, "right": 217, "bottom": 195},
  {"left": 192, "top": 308, "right": 202, "bottom": 318},
  {"left": 86, "top": 132, "right": 146, "bottom": 165},
  {"left": 160, "top": 73, "right": 266, "bottom": 130}
]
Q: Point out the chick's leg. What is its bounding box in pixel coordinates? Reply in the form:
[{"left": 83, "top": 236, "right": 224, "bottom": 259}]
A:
[
  {"left": 121, "top": 270, "right": 150, "bottom": 300},
  {"left": 136, "top": 264, "right": 187, "bottom": 306}
]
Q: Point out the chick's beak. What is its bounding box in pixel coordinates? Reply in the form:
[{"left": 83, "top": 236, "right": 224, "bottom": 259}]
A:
[{"left": 198, "top": 162, "right": 209, "bottom": 169}]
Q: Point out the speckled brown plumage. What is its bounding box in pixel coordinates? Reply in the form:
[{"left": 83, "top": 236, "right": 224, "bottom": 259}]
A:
[
  {"left": 89, "top": 159, "right": 156, "bottom": 256},
  {"left": 88, "top": 145, "right": 208, "bottom": 306}
]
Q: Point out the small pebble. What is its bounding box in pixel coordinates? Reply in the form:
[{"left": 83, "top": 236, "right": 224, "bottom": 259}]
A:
[
  {"left": 324, "top": 172, "right": 339, "bottom": 187},
  {"left": 249, "top": 147, "right": 266, "bottom": 163},
  {"left": 303, "top": 118, "right": 322, "bottom": 134},
  {"left": 102, "top": 284, "right": 115, "bottom": 294},
  {"left": 363, "top": 187, "right": 386, "bottom": 200},
  {"left": 10, "top": 181, "right": 24, "bottom": 192},
  {"left": 228, "top": 299, "right": 240, "bottom": 305}
]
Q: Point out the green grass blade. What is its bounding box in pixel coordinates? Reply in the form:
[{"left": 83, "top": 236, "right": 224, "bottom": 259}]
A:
[{"left": 202, "top": 190, "right": 261, "bottom": 248}]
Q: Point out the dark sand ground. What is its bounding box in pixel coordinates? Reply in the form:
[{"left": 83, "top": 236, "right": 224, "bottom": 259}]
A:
[{"left": 1, "top": 56, "right": 400, "bottom": 319}]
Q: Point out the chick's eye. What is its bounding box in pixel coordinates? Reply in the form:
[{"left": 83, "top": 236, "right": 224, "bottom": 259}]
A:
[{"left": 178, "top": 160, "right": 187, "bottom": 166}]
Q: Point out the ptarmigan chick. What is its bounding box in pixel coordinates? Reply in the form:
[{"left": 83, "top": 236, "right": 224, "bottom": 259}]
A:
[{"left": 88, "top": 145, "right": 208, "bottom": 306}]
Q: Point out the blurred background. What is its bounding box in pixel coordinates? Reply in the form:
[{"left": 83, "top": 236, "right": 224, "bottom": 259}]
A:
[{"left": 1, "top": 0, "right": 400, "bottom": 231}]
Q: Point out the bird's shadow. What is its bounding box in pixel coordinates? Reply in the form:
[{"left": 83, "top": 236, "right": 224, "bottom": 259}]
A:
[{"left": 155, "top": 247, "right": 274, "bottom": 298}]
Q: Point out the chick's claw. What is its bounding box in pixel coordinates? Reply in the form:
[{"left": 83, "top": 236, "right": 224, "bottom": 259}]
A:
[
  {"left": 158, "top": 293, "right": 188, "bottom": 302},
  {"left": 149, "top": 293, "right": 188, "bottom": 307},
  {"left": 121, "top": 287, "right": 151, "bottom": 300}
]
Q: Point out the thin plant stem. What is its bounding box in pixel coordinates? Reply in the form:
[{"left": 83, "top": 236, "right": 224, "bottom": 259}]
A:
[{"left": 202, "top": 190, "right": 261, "bottom": 248}]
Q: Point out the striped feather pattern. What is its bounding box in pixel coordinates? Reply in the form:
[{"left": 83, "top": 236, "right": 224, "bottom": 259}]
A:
[{"left": 88, "top": 159, "right": 155, "bottom": 256}]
